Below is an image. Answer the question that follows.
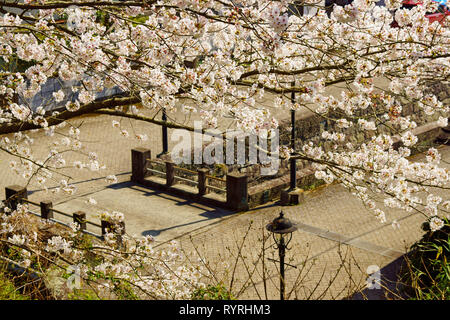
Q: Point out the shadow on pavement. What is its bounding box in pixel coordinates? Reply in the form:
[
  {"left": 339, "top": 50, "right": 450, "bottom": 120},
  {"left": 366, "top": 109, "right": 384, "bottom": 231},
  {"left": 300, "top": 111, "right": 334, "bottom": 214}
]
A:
[
  {"left": 28, "top": 172, "right": 132, "bottom": 194},
  {"left": 107, "top": 181, "right": 236, "bottom": 238},
  {"left": 349, "top": 254, "right": 410, "bottom": 300},
  {"left": 140, "top": 206, "right": 235, "bottom": 238},
  {"left": 110, "top": 181, "right": 233, "bottom": 214}
]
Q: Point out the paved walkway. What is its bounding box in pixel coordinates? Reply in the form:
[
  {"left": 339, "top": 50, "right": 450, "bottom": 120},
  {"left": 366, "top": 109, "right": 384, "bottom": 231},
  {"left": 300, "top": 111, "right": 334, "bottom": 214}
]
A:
[
  {"left": 0, "top": 87, "right": 447, "bottom": 299},
  {"left": 171, "top": 146, "right": 449, "bottom": 300},
  {"left": 14, "top": 144, "right": 449, "bottom": 299}
]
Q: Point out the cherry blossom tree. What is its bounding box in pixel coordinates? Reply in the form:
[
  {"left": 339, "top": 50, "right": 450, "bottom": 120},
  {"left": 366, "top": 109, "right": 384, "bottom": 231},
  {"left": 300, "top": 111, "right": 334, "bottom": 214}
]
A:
[{"left": 0, "top": 0, "right": 448, "bottom": 298}]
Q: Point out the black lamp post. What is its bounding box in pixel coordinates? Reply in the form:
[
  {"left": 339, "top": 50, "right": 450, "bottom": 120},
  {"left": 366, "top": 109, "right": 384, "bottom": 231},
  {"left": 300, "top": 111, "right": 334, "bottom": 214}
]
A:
[
  {"left": 266, "top": 211, "right": 298, "bottom": 300},
  {"left": 280, "top": 83, "right": 303, "bottom": 205},
  {"left": 290, "top": 81, "right": 297, "bottom": 190},
  {"left": 162, "top": 108, "right": 168, "bottom": 154},
  {"left": 158, "top": 108, "right": 169, "bottom": 158}
]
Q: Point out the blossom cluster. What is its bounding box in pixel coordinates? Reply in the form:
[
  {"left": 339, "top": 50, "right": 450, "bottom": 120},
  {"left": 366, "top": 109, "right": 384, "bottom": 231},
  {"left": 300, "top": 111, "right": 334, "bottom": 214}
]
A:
[
  {"left": 0, "top": 0, "right": 448, "bottom": 239},
  {"left": 0, "top": 202, "right": 205, "bottom": 299}
]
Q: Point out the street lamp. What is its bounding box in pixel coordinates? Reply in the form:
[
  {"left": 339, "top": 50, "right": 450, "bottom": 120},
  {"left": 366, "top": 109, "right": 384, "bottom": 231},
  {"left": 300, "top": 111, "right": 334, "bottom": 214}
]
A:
[
  {"left": 158, "top": 108, "right": 169, "bottom": 158},
  {"left": 280, "top": 82, "right": 303, "bottom": 205},
  {"left": 266, "top": 211, "right": 298, "bottom": 300},
  {"left": 162, "top": 108, "right": 168, "bottom": 155},
  {"left": 290, "top": 82, "right": 297, "bottom": 190}
]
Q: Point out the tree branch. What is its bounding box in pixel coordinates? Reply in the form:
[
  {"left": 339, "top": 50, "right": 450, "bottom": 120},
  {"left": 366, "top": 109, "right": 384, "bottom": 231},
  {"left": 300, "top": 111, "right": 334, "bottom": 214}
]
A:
[{"left": 0, "top": 95, "right": 139, "bottom": 135}]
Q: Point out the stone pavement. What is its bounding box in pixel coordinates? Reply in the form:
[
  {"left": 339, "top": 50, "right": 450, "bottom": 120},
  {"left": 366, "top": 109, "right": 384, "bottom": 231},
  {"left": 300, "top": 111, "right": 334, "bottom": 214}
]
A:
[
  {"left": 0, "top": 82, "right": 447, "bottom": 299},
  {"left": 159, "top": 146, "right": 450, "bottom": 300},
  {"left": 44, "top": 181, "right": 234, "bottom": 241},
  {"left": 0, "top": 79, "right": 388, "bottom": 199},
  {"left": 0, "top": 112, "right": 237, "bottom": 240}
]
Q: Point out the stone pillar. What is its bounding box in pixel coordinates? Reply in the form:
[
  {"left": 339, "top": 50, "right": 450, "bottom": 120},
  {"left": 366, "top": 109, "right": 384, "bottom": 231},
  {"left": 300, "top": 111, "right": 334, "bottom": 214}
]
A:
[
  {"left": 131, "top": 148, "right": 151, "bottom": 182},
  {"left": 40, "top": 201, "right": 53, "bottom": 220},
  {"left": 197, "top": 168, "right": 209, "bottom": 196},
  {"left": 165, "top": 161, "right": 175, "bottom": 187},
  {"left": 5, "top": 185, "right": 27, "bottom": 211},
  {"left": 73, "top": 211, "right": 87, "bottom": 231},
  {"left": 226, "top": 173, "right": 248, "bottom": 211}
]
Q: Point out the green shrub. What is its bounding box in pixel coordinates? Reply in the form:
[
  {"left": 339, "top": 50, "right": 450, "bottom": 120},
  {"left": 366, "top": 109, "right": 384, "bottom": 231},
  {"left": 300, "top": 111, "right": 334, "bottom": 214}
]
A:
[
  {"left": 67, "top": 289, "right": 100, "bottom": 300},
  {"left": 0, "top": 269, "right": 29, "bottom": 300},
  {"left": 400, "top": 219, "right": 450, "bottom": 300},
  {"left": 191, "top": 283, "right": 234, "bottom": 300}
]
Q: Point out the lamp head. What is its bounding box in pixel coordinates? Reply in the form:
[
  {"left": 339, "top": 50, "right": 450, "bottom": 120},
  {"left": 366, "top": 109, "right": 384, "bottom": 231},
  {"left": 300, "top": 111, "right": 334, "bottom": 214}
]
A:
[{"left": 266, "top": 211, "right": 298, "bottom": 234}]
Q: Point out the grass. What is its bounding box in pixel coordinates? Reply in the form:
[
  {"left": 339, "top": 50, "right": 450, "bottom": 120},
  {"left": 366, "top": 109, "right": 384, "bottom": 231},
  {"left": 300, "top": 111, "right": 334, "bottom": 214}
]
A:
[
  {"left": 399, "top": 219, "right": 450, "bottom": 300},
  {"left": 0, "top": 267, "right": 30, "bottom": 300}
]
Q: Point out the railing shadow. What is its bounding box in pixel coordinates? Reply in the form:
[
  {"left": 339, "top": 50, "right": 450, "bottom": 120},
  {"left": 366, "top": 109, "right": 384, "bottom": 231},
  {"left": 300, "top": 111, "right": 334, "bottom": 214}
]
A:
[{"left": 107, "top": 181, "right": 235, "bottom": 237}]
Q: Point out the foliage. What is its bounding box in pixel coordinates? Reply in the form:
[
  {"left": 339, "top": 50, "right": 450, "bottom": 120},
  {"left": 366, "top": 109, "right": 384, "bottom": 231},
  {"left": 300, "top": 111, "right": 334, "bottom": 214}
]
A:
[
  {"left": 0, "top": 0, "right": 446, "bottom": 231},
  {"left": 0, "top": 267, "right": 30, "bottom": 300},
  {"left": 0, "top": 0, "right": 448, "bottom": 300},
  {"left": 191, "top": 283, "right": 235, "bottom": 300},
  {"left": 0, "top": 206, "right": 205, "bottom": 300},
  {"left": 400, "top": 218, "right": 450, "bottom": 300},
  {"left": 302, "top": 179, "right": 326, "bottom": 191},
  {"left": 67, "top": 288, "right": 100, "bottom": 300}
]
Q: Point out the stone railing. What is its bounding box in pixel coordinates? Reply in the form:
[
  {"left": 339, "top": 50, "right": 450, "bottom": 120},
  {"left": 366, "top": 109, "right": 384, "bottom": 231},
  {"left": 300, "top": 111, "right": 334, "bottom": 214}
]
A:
[
  {"left": 3, "top": 185, "right": 124, "bottom": 239},
  {"left": 131, "top": 82, "right": 449, "bottom": 210},
  {"left": 131, "top": 148, "right": 249, "bottom": 211}
]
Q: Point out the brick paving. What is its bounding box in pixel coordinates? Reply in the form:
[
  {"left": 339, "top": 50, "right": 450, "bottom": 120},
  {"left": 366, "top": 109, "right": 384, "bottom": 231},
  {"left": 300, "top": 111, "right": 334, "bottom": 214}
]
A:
[
  {"left": 160, "top": 146, "right": 450, "bottom": 300},
  {"left": 0, "top": 99, "right": 448, "bottom": 299}
]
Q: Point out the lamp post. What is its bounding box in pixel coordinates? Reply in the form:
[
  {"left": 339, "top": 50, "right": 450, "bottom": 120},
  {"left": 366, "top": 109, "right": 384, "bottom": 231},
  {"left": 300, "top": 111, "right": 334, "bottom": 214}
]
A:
[
  {"left": 162, "top": 108, "right": 168, "bottom": 154},
  {"left": 281, "top": 82, "right": 304, "bottom": 205},
  {"left": 290, "top": 81, "right": 296, "bottom": 190},
  {"left": 158, "top": 108, "right": 169, "bottom": 158},
  {"left": 266, "top": 211, "right": 298, "bottom": 300}
]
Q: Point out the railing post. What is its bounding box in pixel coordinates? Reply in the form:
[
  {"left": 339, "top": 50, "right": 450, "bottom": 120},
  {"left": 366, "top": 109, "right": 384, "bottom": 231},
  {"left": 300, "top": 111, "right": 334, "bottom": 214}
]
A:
[
  {"left": 101, "top": 220, "right": 125, "bottom": 246},
  {"left": 226, "top": 173, "right": 248, "bottom": 211},
  {"left": 5, "top": 185, "right": 27, "bottom": 212},
  {"left": 131, "top": 148, "right": 151, "bottom": 182},
  {"left": 101, "top": 220, "right": 112, "bottom": 237},
  {"left": 73, "top": 211, "right": 87, "bottom": 231},
  {"left": 100, "top": 220, "right": 125, "bottom": 236},
  {"left": 166, "top": 161, "right": 175, "bottom": 187},
  {"left": 197, "top": 168, "right": 209, "bottom": 196},
  {"left": 40, "top": 201, "right": 53, "bottom": 220},
  {"left": 101, "top": 220, "right": 126, "bottom": 237}
]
